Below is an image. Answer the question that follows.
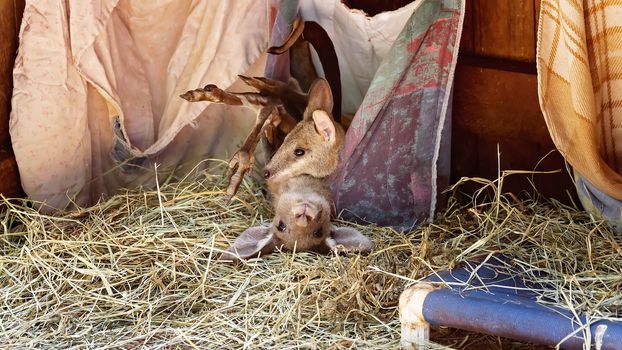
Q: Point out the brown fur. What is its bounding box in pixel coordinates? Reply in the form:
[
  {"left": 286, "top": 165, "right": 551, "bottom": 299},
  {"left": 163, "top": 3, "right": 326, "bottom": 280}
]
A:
[
  {"left": 269, "top": 175, "right": 333, "bottom": 254},
  {"left": 264, "top": 79, "right": 344, "bottom": 196}
]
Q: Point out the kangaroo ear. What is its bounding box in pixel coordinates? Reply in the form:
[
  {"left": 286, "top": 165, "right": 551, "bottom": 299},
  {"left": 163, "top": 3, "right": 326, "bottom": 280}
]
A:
[
  {"left": 312, "top": 110, "right": 337, "bottom": 144},
  {"left": 220, "top": 226, "right": 278, "bottom": 261},
  {"left": 324, "top": 226, "right": 374, "bottom": 254},
  {"left": 304, "top": 78, "right": 333, "bottom": 119}
]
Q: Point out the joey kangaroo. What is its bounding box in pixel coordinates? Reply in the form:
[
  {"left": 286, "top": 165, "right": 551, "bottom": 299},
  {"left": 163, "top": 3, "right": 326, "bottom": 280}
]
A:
[
  {"left": 182, "top": 76, "right": 373, "bottom": 261},
  {"left": 220, "top": 78, "right": 372, "bottom": 261}
]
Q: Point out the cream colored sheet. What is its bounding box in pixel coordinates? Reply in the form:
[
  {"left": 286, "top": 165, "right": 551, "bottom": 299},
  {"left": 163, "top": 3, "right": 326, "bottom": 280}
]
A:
[
  {"left": 10, "top": 0, "right": 270, "bottom": 210},
  {"left": 299, "top": 0, "right": 421, "bottom": 115}
]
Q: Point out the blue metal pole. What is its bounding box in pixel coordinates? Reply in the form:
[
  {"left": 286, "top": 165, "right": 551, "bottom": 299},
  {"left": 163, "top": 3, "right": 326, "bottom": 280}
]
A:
[
  {"left": 422, "top": 288, "right": 622, "bottom": 349},
  {"left": 414, "top": 254, "right": 622, "bottom": 349}
]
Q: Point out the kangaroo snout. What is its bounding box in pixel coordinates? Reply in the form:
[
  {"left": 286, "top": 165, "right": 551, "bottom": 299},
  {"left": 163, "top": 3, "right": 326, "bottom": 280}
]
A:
[
  {"left": 292, "top": 202, "right": 320, "bottom": 219},
  {"left": 291, "top": 202, "right": 321, "bottom": 227}
]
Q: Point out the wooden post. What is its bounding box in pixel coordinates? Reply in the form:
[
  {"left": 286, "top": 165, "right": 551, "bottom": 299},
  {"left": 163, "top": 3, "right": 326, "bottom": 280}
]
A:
[{"left": 0, "top": 0, "right": 25, "bottom": 199}]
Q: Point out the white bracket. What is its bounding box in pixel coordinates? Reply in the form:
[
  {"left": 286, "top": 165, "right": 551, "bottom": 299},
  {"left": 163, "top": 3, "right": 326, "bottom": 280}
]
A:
[{"left": 399, "top": 283, "right": 436, "bottom": 350}]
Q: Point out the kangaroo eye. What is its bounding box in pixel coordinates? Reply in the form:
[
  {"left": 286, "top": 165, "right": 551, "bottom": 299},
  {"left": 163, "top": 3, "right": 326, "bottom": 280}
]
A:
[
  {"left": 294, "top": 148, "right": 305, "bottom": 157},
  {"left": 313, "top": 229, "right": 322, "bottom": 238},
  {"left": 277, "top": 221, "right": 286, "bottom": 232}
]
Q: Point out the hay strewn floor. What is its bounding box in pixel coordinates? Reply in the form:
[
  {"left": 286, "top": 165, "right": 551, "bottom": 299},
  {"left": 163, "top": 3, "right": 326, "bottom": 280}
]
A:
[{"left": 1, "top": 166, "right": 621, "bottom": 349}]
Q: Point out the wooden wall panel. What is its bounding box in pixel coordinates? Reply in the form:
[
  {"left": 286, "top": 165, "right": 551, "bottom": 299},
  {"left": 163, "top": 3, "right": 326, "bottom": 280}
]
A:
[
  {"left": 467, "top": 0, "right": 536, "bottom": 62},
  {"left": 0, "top": 150, "right": 21, "bottom": 198},
  {"left": 0, "top": 0, "right": 24, "bottom": 198},
  {"left": 452, "top": 0, "right": 574, "bottom": 202},
  {"left": 460, "top": 0, "right": 474, "bottom": 53},
  {"left": 453, "top": 62, "right": 547, "bottom": 142},
  {"left": 0, "top": 0, "right": 24, "bottom": 147},
  {"left": 451, "top": 59, "right": 576, "bottom": 203}
]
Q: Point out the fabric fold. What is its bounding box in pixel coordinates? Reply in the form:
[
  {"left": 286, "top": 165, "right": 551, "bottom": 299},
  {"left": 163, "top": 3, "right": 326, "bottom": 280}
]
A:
[
  {"left": 266, "top": 0, "right": 464, "bottom": 229},
  {"left": 11, "top": 0, "right": 270, "bottom": 210},
  {"left": 537, "top": 0, "right": 622, "bottom": 201}
]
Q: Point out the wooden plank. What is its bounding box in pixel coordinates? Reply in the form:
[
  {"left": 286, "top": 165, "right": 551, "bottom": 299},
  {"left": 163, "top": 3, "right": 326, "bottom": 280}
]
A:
[
  {"left": 0, "top": 0, "right": 25, "bottom": 147},
  {"left": 452, "top": 128, "right": 575, "bottom": 204},
  {"left": 0, "top": 1, "right": 15, "bottom": 146},
  {"left": 472, "top": 0, "right": 536, "bottom": 62},
  {"left": 459, "top": 0, "right": 474, "bottom": 53},
  {"left": 471, "top": 135, "right": 575, "bottom": 203},
  {"left": 0, "top": 150, "right": 22, "bottom": 198},
  {"left": 0, "top": 0, "right": 25, "bottom": 200},
  {"left": 453, "top": 61, "right": 548, "bottom": 141},
  {"left": 451, "top": 58, "right": 576, "bottom": 203},
  {"left": 14, "top": 0, "right": 25, "bottom": 22}
]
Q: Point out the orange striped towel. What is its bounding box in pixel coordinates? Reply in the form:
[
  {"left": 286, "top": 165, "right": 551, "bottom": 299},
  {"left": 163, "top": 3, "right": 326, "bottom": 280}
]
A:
[{"left": 537, "top": 0, "right": 622, "bottom": 200}]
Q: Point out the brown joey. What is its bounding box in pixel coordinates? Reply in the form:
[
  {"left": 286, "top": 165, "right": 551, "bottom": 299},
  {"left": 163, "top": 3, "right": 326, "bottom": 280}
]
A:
[
  {"left": 262, "top": 78, "right": 344, "bottom": 195},
  {"left": 220, "top": 176, "right": 373, "bottom": 261}
]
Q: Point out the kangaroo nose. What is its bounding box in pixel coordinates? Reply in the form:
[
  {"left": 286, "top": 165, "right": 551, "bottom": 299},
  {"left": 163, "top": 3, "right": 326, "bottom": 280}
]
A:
[{"left": 263, "top": 170, "right": 271, "bottom": 179}]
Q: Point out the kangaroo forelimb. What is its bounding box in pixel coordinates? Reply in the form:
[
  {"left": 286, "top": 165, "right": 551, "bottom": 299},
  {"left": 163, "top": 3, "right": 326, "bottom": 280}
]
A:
[
  {"left": 180, "top": 85, "right": 276, "bottom": 114},
  {"left": 225, "top": 106, "right": 277, "bottom": 204}
]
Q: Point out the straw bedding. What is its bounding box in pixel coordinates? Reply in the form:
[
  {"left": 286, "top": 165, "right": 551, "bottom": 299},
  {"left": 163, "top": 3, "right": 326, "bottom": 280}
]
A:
[{"left": 1, "top": 164, "right": 620, "bottom": 349}]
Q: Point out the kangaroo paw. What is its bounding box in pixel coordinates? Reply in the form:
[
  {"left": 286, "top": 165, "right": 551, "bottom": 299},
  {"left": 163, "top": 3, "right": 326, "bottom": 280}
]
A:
[
  {"left": 180, "top": 85, "right": 243, "bottom": 105},
  {"left": 225, "top": 150, "right": 253, "bottom": 204}
]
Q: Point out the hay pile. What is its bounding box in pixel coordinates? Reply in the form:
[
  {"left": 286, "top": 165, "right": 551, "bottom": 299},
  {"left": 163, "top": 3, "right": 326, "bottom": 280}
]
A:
[{"left": 1, "top": 165, "right": 621, "bottom": 349}]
